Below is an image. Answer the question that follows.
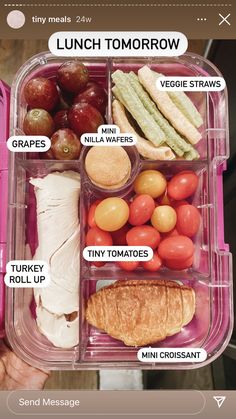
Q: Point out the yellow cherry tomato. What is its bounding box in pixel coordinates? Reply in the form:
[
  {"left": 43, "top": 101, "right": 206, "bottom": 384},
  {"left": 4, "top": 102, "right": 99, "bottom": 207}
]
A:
[
  {"left": 134, "top": 170, "right": 167, "bottom": 199},
  {"left": 151, "top": 205, "right": 177, "bottom": 233},
  {"left": 95, "top": 198, "right": 129, "bottom": 232}
]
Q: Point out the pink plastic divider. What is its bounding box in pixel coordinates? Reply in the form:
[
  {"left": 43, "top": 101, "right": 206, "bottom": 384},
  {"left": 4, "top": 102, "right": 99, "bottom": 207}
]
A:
[{"left": 0, "top": 80, "right": 10, "bottom": 338}]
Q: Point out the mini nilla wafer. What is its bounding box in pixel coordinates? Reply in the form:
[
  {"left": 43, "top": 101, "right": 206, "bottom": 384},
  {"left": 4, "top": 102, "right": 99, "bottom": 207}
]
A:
[{"left": 85, "top": 146, "right": 131, "bottom": 189}]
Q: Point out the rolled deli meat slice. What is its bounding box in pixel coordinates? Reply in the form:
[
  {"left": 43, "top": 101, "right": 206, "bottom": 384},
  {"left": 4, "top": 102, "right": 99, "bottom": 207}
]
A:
[
  {"left": 36, "top": 305, "right": 79, "bottom": 349},
  {"left": 31, "top": 171, "right": 80, "bottom": 260},
  {"left": 30, "top": 171, "right": 80, "bottom": 348},
  {"left": 46, "top": 226, "right": 80, "bottom": 294},
  {"left": 34, "top": 281, "right": 79, "bottom": 315}
]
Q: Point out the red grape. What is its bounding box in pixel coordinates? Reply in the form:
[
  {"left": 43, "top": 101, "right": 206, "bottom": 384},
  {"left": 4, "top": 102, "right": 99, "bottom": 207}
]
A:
[
  {"left": 24, "top": 77, "right": 59, "bottom": 111},
  {"left": 80, "top": 81, "right": 98, "bottom": 92},
  {"left": 50, "top": 128, "right": 81, "bottom": 160},
  {"left": 68, "top": 103, "right": 104, "bottom": 136},
  {"left": 54, "top": 110, "right": 69, "bottom": 129},
  {"left": 73, "top": 83, "right": 107, "bottom": 115},
  {"left": 23, "top": 109, "right": 55, "bottom": 136},
  {"left": 57, "top": 61, "right": 89, "bottom": 94}
]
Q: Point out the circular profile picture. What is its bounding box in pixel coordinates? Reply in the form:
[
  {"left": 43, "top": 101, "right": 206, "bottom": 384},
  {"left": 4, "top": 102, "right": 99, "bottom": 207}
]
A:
[{"left": 7, "top": 10, "right": 25, "bottom": 29}]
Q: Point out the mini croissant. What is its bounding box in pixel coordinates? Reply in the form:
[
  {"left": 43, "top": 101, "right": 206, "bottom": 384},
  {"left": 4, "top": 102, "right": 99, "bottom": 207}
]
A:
[{"left": 86, "top": 279, "right": 195, "bottom": 347}]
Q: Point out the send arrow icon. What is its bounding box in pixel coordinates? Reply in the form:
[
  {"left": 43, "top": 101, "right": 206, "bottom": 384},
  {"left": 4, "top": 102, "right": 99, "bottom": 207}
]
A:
[{"left": 213, "top": 396, "right": 226, "bottom": 408}]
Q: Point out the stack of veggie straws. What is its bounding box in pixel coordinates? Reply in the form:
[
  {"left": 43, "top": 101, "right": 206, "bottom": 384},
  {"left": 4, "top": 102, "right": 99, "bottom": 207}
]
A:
[{"left": 112, "top": 66, "right": 203, "bottom": 160}]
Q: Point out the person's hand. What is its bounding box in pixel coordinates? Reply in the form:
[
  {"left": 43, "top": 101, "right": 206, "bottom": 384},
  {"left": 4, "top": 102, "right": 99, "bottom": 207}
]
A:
[{"left": 0, "top": 342, "right": 50, "bottom": 390}]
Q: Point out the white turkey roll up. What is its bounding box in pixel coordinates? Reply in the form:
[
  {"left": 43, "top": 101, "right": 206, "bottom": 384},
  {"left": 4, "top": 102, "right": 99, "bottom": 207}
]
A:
[
  {"left": 31, "top": 171, "right": 80, "bottom": 260},
  {"left": 34, "top": 226, "right": 80, "bottom": 314},
  {"left": 30, "top": 170, "right": 80, "bottom": 348},
  {"left": 36, "top": 305, "right": 79, "bottom": 349}
]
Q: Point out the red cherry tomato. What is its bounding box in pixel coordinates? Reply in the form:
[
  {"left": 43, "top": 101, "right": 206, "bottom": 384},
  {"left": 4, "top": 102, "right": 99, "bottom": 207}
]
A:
[
  {"left": 111, "top": 224, "right": 130, "bottom": 245},
  {"left": 158, "top": 235, "right": 194, "bottom": 261},
  {"left": 92, "top": 261, "right": 106, "bottom": 268},
  {"left": 142, "top": 252, "right": 162, "bottom": 272},
  {"left": 176, "top": 204, "right": 201, "bottom": 237},
  {"left": 128, "top": 194, "right": 155, "bottom": 226},
  {"left": 165, "top": 255, "right": 193, "bottom": 270},
  {"left": 86, "top": 227, "right": 113, "bottom": 246},
  {"left": 161, "top": 228, "right": 179, "bottom": 240},
  {"left": 126, "top": 226, "right": 161, "bottom": 249},
  {"left": 117, "top": 261, "right": 139, "bottom": 271},
  {"left": 87, "top": 200, "right": 101, "bottom": 228},
  {"left": 167, "top": 171, "right": 198, "bottom": 200}
]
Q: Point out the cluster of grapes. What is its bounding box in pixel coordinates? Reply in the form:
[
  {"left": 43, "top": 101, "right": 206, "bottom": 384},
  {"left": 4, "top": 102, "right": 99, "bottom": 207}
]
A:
[{"left": 23, "top": 60, "right": 107, "bottom": 160}]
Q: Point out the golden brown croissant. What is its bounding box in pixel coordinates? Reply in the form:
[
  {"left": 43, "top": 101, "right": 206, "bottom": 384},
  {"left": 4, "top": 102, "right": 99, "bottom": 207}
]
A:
[{"left": 85, "top": 279, "right": 195, "bottom": 347}]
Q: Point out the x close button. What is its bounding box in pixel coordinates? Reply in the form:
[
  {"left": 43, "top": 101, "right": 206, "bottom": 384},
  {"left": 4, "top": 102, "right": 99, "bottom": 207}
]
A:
[{"left": 219, "top": 13, "right": 231, "bottom": 26}]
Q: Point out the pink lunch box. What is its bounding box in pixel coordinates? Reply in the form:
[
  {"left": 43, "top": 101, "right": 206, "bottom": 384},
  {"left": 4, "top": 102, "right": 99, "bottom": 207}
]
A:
[
  {"left": 0, "top": 80, "right": 10, "bottom": 338},
  {"left": 0, "top": 52, "right": 233, "bottom": 370}
]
